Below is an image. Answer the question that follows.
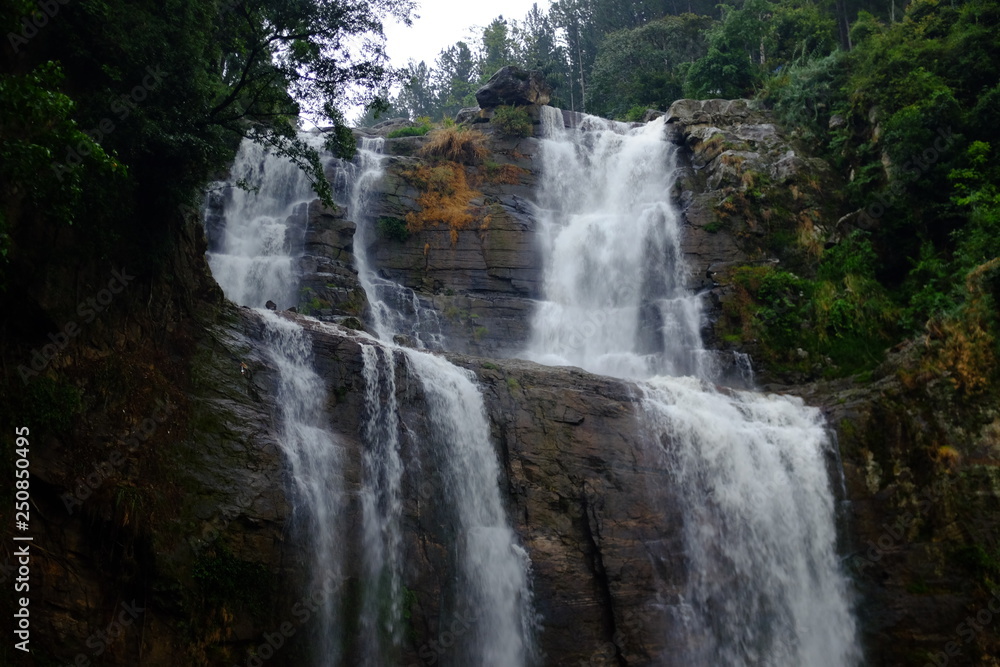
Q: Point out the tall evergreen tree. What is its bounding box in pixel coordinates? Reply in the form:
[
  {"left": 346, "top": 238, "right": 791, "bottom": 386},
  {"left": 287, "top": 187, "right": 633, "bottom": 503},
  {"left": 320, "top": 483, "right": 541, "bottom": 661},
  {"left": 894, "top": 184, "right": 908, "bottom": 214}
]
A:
[
  {"left": 433, "top": 41, "right": 479, "bottom": 118},
  {"left": 479, "top": 16, "right": 519, "bottom": 80}
]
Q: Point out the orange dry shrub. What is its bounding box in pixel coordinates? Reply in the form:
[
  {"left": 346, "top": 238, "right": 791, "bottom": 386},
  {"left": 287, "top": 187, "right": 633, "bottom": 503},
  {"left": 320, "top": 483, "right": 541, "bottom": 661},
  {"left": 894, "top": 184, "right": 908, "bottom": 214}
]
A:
[
  {"left": 487, "top": 163, "right": 528, "bottom": 185},
  {"left": 918, "top": 257, "right": 1000, "bottom": 393},
  {"left": 403, "top": 163, "right": 482, "bottom": 244},
  {"left": 418, "top": 126, "right": 488, "bottom": 165},
  {"left": 796, "top": 208, "right": 823, "bottom": 257},
  {"left": 935, "top": 445, "right": 962, "bottom": 470}
]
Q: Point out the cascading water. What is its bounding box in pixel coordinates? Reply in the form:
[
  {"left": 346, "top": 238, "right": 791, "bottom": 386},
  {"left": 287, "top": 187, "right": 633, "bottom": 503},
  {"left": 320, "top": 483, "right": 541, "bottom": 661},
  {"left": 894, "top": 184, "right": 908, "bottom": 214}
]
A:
[
  {"left": 258, "top": 310, "right": 346, "bottom": 666},
  {"left": 642, "top": 378, "right": 859, "bottom": 666},
  {"left": 210, "top": 135, "right": 538, "bottom": 665},
  {"left": 403, "top": 350, "right": 538, "bottom": 666},
  {"left": 206, "top": 137, "right": 346, "bottom": 666},
  {"left": 333, "top": 137, "right": 444, "bottom": 348},
  {"left": 345, "top": 136, "right": 538, "bottom": 666},
  {"left": 529, "top": 108, "right": 861, "bottom": 665},
  {"left": 358, "top": 343, "right": 404, "bottom": 664},
  {"left": 526, "top": 109, "right": 704, "bottom": 380},
  {"left": 207, "top": 138, "right": 318, "bottom": 309}
]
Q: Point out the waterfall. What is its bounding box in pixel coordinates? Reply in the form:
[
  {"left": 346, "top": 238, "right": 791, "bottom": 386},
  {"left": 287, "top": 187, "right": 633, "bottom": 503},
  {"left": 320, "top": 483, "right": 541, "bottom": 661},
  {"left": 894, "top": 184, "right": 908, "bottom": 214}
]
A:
[
  {"left": 206, "top": 136, "right": 346, "bottom": 665},
  {"left": 358, "top": 342, "right": 404, "bottom": 664},
  {"left": 334, "top": 137, "right": 444, "bottom": 348},
  {"left": 403, "top": 350, "right": 538, "bottom": 667},
  {"left": 258, "top": 310, "right": 346, "bottom": 667},
  {"left": 526, "top": 109, "right": 704, "bottom": 380},
  {"left": 529, "top": 108, "right": 861, "bottom": 665},
  {"left": 642, "top": 378, "right": 859, "bottom": 666},
  {"left": 347, "top": 136, "right": 538, "bottom": 666},
  {"left": 207, "top": 138, "right": 317, "bottom": 309},
  {"left": 210, "top": 135, "right": 537, "bottom": 664}
]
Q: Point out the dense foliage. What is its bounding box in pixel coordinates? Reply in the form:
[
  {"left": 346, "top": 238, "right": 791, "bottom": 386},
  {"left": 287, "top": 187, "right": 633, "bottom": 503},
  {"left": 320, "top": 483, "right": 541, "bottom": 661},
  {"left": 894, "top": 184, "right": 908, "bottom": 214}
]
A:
[
  {"left": 755, "top": 0, "right": 1000, "bottom": 380},
  {"left": 378, "top": 0, "right": 887, "bottom": 122},
  {"left": 1, "top": 0, "right": 409, "bottom": 276},
  {"left": 376, "top": 0, "right": 999, "bottom": 383},
  {"left": 4, "top": 0, "right": 999, "bottom": 387}
]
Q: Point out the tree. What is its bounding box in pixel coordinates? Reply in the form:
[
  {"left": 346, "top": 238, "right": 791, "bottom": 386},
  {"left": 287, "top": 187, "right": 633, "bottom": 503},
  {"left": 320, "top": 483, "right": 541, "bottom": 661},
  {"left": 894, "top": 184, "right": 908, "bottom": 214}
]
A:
[
  {"left": 515, "top": 3, "right": 572, "bottom": 106},
  {"left": 551, "top": 0, "right": 599, "bottom": 111},
  {"left": 3, "top": 0, "right": 413, "bottom": 215},
  {"left": 479, "top": 16, "right": 518, "bottom": 80},
  {"left": 394, "top": 60, "right": 437, "bottom": 120},
  {"left": 205, "top": 0, "right": 415, "bottom": 200},
  {"left": 588, "top": 13, "right": 714, "bottom": 117},
  {"left": 432, "top": 41, "right": 479, "bottom": 119},
  {"left": 0, "top": 0, "right": 421, "bottom": 302}
]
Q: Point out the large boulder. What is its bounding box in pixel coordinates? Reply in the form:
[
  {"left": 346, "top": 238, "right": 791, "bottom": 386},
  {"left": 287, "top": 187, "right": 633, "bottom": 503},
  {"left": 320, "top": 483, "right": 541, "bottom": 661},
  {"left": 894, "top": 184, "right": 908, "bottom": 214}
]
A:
[{"left": 475, "top": 66, "right": 551, "bottom": 108}]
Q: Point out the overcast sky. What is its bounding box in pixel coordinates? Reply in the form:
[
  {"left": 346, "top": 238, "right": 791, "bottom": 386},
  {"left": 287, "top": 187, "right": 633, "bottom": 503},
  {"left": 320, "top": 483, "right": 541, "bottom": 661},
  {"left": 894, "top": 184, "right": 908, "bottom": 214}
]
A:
[{"left": 382, "top": 0, "right": 551, "bottom": 68}]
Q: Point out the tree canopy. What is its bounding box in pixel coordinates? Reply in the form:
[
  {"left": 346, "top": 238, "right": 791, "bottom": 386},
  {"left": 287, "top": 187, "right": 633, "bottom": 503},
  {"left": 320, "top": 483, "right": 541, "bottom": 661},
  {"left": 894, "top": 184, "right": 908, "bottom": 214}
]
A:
[{"left": 1, "top": 0, "right": 411, "bottom": 273}]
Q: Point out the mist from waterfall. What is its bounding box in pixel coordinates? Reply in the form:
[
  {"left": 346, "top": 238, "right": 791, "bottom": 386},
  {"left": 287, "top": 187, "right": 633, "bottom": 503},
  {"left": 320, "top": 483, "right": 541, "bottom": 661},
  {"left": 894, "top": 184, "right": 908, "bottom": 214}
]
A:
[{"left": 528, "top": 107, "right": 861, "bottom": 666}]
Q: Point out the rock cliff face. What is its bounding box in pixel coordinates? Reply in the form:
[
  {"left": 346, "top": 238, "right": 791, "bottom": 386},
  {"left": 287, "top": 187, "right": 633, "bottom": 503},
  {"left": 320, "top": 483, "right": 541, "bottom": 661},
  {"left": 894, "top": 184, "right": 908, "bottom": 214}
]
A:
[
  {"left": 338, "top": 98, "right": 840, "bottom": 361},
  {"left": 796, "top": 347, "right": 1000, "bottom": 667},
  {"left": 300, "top": 318, "right": 678, "bottom": 665},
  {"left": 8, "top": 96, "right": 999, "bottom": 667}
]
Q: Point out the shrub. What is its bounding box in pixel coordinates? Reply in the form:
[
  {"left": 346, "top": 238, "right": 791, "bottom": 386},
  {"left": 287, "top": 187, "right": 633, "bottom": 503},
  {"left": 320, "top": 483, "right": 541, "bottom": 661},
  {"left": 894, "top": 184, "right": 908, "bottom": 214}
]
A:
[
  {"left": 402, "top": 163, "right": 481, "bottom": 243},
  {"left": 387, "top": 125, "right": 431, "bottom": 138},
  {"left": 490, "top": 106, "right": 533, "bottom": 138},
  {"left": 623, "top": 106, "right": 648, "bottom": 122},
  {"left": 387, "top": 117, "right": 433, "bottom": 139},
  {"left": 418, "top": 126, "right": 488, "bottom": 165},
  {"left": 376, "top": 216, "right": 409, "bottom": 242},
  {"left": 484, "top": 161, "right": 528, "bottom": 184}
]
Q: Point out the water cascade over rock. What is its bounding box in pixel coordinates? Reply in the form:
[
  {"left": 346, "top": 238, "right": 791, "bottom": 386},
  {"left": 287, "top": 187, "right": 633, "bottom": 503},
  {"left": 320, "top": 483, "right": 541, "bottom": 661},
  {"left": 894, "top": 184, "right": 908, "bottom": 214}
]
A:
[
  {"left": 525, "top": 108, "right": 861, "bottom": 665},
  {"left": 203, "top": 107, "right": 862, "bottom": 665},
  {"left": 206, "top": 139, "right": 348, "bottom": 665},
  {"left": 209, "top": 135, "right": 538, "bottom": 666},
  {"left": 206, "top": 138, "right": 318, "bottom": 309},
  {"left": 345, "top": 138, "right": 539, "bottom": 667}
]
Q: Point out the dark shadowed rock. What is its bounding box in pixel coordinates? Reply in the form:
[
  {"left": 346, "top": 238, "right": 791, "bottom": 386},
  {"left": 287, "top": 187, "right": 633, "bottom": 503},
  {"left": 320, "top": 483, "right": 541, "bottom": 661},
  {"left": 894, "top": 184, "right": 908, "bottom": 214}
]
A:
[{"left": 475, "top": 66, "right": 552, "bottom": 108}]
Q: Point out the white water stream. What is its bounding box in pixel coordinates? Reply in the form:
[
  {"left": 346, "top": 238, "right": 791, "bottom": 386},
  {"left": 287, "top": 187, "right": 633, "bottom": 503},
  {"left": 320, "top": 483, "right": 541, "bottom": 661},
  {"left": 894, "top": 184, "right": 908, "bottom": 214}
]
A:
[
  {"left": 334, "top": 136, "right": 444, "bottom": 348},
  {"left": 206, "top": 138, "right": 346, "bottom": 665},
  {"left": 207, "top": 110, "right": 861, "bottom": 666},
  {"left": 209, "top": 136, "right": 537, "bottom": 666},
  {"left": 346, "top": 138, "right": 538, "bottom": 667},
  {"left": 207, "top": 139, "right": 317, "bottom": 309},
  {"left": 528, "top": 108, "right": 861, "bottom": 666}
]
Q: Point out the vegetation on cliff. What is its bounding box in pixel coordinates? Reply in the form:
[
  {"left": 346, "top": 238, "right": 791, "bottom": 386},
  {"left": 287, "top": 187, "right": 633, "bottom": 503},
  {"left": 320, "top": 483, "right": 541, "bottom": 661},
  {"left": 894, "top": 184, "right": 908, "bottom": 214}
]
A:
[{"left": 1, "top": 0, "right": 410, "bottom": 288}]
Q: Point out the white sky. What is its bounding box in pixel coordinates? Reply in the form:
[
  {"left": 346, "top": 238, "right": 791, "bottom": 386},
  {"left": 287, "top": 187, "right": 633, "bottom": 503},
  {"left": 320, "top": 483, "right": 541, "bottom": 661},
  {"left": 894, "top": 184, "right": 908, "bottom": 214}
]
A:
[{"left": 382, "top": 0, "right": 551, "bottom": 68}]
